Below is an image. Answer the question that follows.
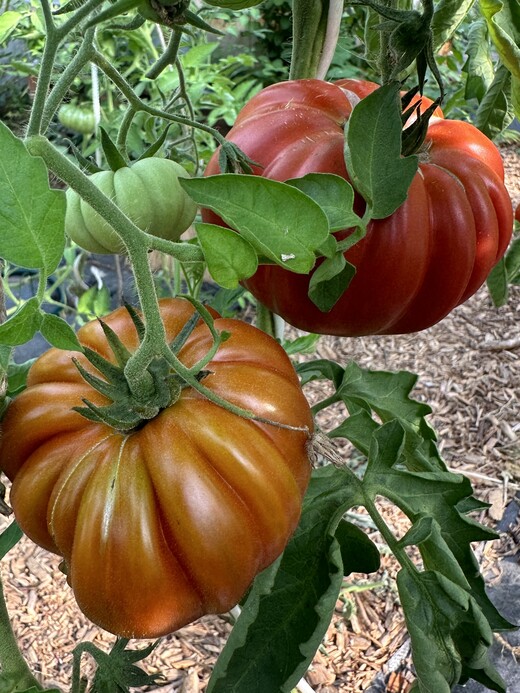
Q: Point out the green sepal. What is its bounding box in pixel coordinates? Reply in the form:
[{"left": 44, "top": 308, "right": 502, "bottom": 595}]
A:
[
  {"left": 124, "top": 303, "right": 146, "bottom": 340},
  {"left": 98, "top": 320, "right": 133, "bottom": 367},
  {"left": 169, "top": 310, "right": 200, "bottom": 354},
  {"left": 99, "top": 127, "right": 128, "bottom": 172},
  {"left": 136, "top": 125, "right": 172, "bottom": 161},
  {"left": 182, "top": 9, "right": 225, "bottom": 35},
  {"left": 83, "top": 0, "right": 143, "bottom": 28},
  {"left": 74, "top": 399, "right": 144, "bottom": 431},
  {"left": 65, "top": 139, "right": 103, "bottom": 174},
  {"left": 401, "top": 97, "right": 442, "bottom": 157},
  {"left": 218, "top": 141, "right": 259, "bottom": 174},
  {"left": 80, "top": 347, "right": 128, "bottom": 385},
  {"left": 72, "top": 357, "right": 128, "bottom": 401}
]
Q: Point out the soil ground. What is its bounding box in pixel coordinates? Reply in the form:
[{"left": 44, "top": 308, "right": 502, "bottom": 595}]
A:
[{"left": 0, "top": 144, "right": 519, "bottom": 693}]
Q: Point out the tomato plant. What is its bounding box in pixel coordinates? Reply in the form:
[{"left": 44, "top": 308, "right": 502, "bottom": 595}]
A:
[
  {"left": 0, "top": 1, "right": 518, "bottom": 692},
  {"left": 0, "top": 298, "right": 312, "bottom": 638},
  {"left": 203, "top": 78, "right": 514, "bottom": 336},
  {"left": 65, "top": 158, "right": 198, "bottom": 254}
]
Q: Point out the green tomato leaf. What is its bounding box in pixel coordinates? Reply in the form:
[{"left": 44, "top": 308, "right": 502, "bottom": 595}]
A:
[
  {"left": 7, "top": 359, "right": 36, "bottom": 397},
  {"left": 486, "top": 256, "right": 509, "bottom": 306},
  {"left": 0, "top": 299, "right": 43, "bottom": 346},
  {"left": 282, "top": 332, "right": 320, "bottom": 356},
  {"left": 100, "top": 127, "right": 127, "bottom": 172},
  {"left": 181, "top": 175, "right": 329, "bottom": 273},
  {"left": 432, "top": 0, "right": 475, "bottom": 50},
  {"left": 196, "top": 222, "right": 258, "bottom": 289},
  {"left": 285, "top": 173, "right": 362, "bottom": 232},
  {"left": 81, "top": 638, "right": 163, "bottom": 692},
  {"left": 335, "top": 519, "right": 381, "bottom": 576},
  {"left": 77, "top": 286, "right": 111, "bottom": 319},
  {"left": 0, "top": 123, "right": 65, "bottom": 272},
  {"left": 476, "top": 65, "right": 514, "bottom": 138},
  {"left": 286, "top": 363, "right": 513, "bottom": 692},
  {"left": 308, "top": 253, "right": 356, "bottom": 312},
  {"left": 463, "top": 19, "right": 495, "bottom": 101},
  {"left": 344, "top": 82, "right": 418, "bottom": 219},
  {"left": 40, "top": 314, "right": 84, "bottom": 352},
  {"left": 480, "top": 0, "right": 520, "bottom": 86},
  {"left": 505, "top": 235, "right": 520, "bottom": 283},
  {"left": 366, "top": 423, "right": 510, "bottom": 690},
  {"left": 207, "top": 466, "right": 363, "bottom": 693},
  {"left": 0, "top": 521, "right": 22, "bottom": 559},
  {"left": 398, "top": 569, "right": 506, "bottom": 692},
  {"left": 0, "top": 11, "right": 22, "bottom": 44}
]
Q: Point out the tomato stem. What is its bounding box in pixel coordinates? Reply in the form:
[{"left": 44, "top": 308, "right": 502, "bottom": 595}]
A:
[
  {"left": 160, "top": 344, "right": 311, "bottom": 433},
  {"left": 39, "top": 30, "right": 96, "bottom": 135},
  {"left": 255, "top": 302, "right": 285, "bottom": 340},
  {"left": 290, "top": 0, "right": 334, "bottom": 80},
  {"left": 363, "top": 497, "right": 418, "bottom": 575},
  {"left": 91, "top": 49, "right": 231, "bottom": 153},
  {"left": 0, "top": 575, "right": 43, "bottom": 691},
  {"left": 146, "top": 27, "right": 183, "bottom": 80}
]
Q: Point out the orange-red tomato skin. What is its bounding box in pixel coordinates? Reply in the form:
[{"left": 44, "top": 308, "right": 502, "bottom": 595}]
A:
[
  {"left": 0, "top": 299, "right": 313, "bottom": 638},
  {"left": 203, "top": 79, "right": 513, "bottom": 336}
]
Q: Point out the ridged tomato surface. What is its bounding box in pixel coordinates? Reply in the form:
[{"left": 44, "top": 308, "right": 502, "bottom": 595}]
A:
[
  {"left": 0, "top": 299, "right": 313, "bottom": 638},
  {"left": 203, "top": 79, "right": 513, "bottom": 336}
]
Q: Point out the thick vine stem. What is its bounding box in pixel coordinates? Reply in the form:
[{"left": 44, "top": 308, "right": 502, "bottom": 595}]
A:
[
  {"left": 316, "top": 1, "right": 345, "bottom": 79},
  {"left": 255, "top": 302, "right": 285, "bottom": 340},
  {"left": 146, "top": 27, "right": 182, "bottom": 80},
  {"left": 24, "top": 136, "right": 173, "bottom": 396},
  {"left": 291, "top": 0, "right": 337, "bottom": 80}
]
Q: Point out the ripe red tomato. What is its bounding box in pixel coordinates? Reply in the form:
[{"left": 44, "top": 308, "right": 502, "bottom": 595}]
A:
[
  {"left": 0, "top": 299, "right": 312, "bottom": 638},
  {"left": 203, "top": 79, "right": 513, "bottom": 336}
]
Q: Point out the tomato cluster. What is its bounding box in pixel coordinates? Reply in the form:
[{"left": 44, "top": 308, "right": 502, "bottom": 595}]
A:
[
  {"left": 0, "top": 300, "right": 312, "bottom": 638},
  {"left": 203, "top": 79, "right": 514, "bottom": 336}
]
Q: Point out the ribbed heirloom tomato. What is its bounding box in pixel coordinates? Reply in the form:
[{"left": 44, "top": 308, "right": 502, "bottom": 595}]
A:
[
  {"left": 65, "top": 158, "right": 197, "bottom": 254},
  {"left": 203, "top": 79, "right": 514, "bottom": 336},
  {"left": 0, "top": 299, "right": 313, "bottom": 638}
]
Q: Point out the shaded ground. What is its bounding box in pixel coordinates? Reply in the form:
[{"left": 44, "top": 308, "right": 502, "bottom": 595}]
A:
[{"left": 0, "top": 144, "right": 519, "bottom": 692}]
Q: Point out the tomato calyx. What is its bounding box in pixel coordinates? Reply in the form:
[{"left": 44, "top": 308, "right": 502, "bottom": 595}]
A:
[
  {"left": 401, "top": 88, "right": 441, "bottom": 157},
  {"left": 72, "top": 307, "right": 207, "bottom": 433}
]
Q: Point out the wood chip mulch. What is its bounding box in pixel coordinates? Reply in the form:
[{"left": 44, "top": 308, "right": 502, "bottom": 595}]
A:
[{"left": 0, "top": 144, "right": 519, "bottom": 693}]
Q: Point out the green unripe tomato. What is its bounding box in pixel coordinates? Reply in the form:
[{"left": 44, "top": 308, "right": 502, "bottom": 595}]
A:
[
  {"left": 58, "top": 104, "right": 96, "bottom": 134},
  {"left": 65, "top": 158, "right": 197, "bottom": 254}
]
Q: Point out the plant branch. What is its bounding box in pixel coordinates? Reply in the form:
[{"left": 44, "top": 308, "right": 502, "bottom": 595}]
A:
[
  {"left": 26, "top": 1, "right": 59, "bottom": 137},
  {"left": 316, "top": 0, "right": 345, "bottom": 79},
  {"left": 146, "top": 27, "right": 182, "bottom": 80},
  {"left": 24, "top": 136, "right": 173, "bottom": 397},
  {"left": 91, "top": 49, "right": 229, "bottom": 148},
  {"left": 40, "top": 29, "right": 96, "bottom": 134},
  {"left": 161, "top": 344, "right": 311, "bottom": 433},
  {"left": 290, "top": 0, "right": 334, "bottom": 80},
  {"left": 364, "top": 497, "right": 418, "bottom": 575}
]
